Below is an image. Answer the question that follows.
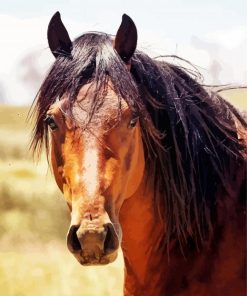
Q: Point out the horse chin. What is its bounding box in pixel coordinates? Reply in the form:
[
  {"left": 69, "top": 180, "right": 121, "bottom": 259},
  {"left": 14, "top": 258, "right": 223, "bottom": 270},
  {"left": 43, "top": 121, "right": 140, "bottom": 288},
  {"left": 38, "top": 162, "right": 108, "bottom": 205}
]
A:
[{"left": 74, "top": 250, "right": 118, "bottom": 266}]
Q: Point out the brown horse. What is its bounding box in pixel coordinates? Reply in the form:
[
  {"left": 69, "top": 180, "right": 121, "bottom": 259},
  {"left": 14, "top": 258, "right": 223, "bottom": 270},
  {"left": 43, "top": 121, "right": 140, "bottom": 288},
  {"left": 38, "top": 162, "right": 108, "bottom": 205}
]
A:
[{"left": 31, "top": 12, "right": 247, "bottom": 296}]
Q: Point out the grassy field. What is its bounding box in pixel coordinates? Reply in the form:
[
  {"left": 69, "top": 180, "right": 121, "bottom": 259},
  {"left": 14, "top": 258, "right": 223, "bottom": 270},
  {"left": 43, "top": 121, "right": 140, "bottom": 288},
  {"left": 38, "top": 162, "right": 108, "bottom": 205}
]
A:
[
  {"left": 0, "top": 89, "right": 246, "bottom": 296},
  {"left": 219, "top": 88, "right": 247, "bottom": 110}
]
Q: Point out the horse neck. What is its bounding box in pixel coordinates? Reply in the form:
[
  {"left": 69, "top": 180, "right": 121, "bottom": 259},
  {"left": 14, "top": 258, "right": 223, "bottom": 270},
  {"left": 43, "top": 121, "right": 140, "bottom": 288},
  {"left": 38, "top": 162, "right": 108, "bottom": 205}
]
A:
[{"left": 119, "top": 175, "right": 168, "bottom": 295}]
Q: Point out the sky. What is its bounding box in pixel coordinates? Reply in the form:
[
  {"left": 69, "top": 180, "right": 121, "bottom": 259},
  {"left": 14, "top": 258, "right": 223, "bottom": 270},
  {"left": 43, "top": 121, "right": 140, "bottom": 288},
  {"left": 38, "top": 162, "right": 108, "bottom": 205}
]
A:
[{"left": 0, "top": 0, "right": 246, "bottom": 104}]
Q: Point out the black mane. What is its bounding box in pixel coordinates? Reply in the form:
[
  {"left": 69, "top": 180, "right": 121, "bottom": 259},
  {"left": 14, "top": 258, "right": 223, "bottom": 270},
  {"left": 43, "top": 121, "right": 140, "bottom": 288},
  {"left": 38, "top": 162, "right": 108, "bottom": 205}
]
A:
[{"left": 31, "top": 32, "right": 247, "bottom": 248}]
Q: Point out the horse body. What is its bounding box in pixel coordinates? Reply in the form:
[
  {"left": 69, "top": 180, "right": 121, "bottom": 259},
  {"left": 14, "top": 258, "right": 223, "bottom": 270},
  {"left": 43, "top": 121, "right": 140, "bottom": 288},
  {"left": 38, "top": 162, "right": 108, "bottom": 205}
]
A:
[
  {"left": 31, "top": 12, "right": 247, "bottom": 295},
  {"left": 120, "top": 154, "right": 246, "bottom": 295}
]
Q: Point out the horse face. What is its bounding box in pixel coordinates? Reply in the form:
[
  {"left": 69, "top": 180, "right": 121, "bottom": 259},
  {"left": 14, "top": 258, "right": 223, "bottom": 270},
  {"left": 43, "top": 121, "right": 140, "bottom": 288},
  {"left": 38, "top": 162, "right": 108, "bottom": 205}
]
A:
[{"left": 46, "top": 82, "right": 145, "bottom": 265}]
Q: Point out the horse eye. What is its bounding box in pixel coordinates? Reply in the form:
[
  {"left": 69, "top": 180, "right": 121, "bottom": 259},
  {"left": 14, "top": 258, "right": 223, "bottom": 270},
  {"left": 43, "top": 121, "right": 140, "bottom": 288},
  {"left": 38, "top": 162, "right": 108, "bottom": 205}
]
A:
[
  {"left": 44, "top": 115, "right": 58, "bottom": 130},
  {"left": 128, "top": 116, "right": 139, "bottom": 129}
]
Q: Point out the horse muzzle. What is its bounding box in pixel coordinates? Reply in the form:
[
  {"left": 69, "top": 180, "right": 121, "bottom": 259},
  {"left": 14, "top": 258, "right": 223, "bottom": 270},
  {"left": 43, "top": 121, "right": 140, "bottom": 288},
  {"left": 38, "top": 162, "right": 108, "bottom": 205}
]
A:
[{"left": 67, "top": 222, "right": 119, "bottom": 265}]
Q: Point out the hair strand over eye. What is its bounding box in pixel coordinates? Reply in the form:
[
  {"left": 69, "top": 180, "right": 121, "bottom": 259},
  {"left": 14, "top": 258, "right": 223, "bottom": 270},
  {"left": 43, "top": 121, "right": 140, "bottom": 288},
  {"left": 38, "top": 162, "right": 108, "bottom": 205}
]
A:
[
  {"left": 128, "top": 116, "right": 139, "bottom": 128},
  {"left": 44, "top": 115, "right": 58, "bottom": 130}
]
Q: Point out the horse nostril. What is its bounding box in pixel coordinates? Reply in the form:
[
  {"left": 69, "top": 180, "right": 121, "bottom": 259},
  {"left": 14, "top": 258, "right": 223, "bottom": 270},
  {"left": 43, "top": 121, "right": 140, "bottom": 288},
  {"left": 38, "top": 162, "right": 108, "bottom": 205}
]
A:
[
  {"left": 104, "top": 223, "right": 119, "bottom": 254},
  {"left": 67, "top": 225, "right": 81, "bottom": 252}
]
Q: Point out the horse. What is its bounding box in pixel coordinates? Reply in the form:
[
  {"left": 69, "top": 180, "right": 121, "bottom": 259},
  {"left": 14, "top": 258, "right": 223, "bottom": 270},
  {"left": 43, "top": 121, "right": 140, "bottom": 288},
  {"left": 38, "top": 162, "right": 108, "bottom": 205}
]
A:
[{"left": 31, "top": 12, "right": 247, "bottom": 296}]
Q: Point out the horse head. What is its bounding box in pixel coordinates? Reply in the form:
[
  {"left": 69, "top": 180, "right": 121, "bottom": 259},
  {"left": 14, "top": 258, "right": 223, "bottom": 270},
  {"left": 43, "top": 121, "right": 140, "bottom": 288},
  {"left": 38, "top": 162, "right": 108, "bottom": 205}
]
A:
[{"left": 44, "top": 13, "right": 144, "bottom": 265}]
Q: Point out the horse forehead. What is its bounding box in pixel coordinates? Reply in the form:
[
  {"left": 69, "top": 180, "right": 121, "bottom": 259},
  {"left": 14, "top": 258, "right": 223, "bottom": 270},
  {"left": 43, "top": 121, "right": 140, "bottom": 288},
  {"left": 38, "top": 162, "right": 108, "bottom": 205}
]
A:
[
  {"left": 76, "top": 81, "right": 128, "bottom": 109},
  {"left": 71, "top": 82, "right": 129, "bottom": 125}
]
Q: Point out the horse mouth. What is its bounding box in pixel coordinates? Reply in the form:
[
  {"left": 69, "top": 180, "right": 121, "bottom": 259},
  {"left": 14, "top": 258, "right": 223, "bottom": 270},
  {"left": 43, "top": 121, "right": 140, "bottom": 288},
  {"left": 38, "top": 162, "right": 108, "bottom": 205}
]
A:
[
  {"left": 67, "top": 221, "right": 120, "bottom": 266},
  {"left": 74, "top": 249, "right": 118, "bottom": 266}
]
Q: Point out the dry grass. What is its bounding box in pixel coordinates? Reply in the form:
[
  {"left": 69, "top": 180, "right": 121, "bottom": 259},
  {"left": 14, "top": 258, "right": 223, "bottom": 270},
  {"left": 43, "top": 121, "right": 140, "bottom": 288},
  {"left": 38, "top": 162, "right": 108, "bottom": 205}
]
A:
[
  {"left": 0, "top": 245, "right": 124, "bottom": 296},
  {"left": 220, "top": 88, "right": 247, "bottom": 110}
]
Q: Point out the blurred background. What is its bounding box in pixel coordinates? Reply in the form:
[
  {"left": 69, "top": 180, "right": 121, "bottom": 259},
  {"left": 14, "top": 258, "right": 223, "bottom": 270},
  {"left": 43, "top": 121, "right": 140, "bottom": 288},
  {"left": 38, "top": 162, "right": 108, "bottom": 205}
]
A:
[{"left": 0, "top": 0, "right": 246, "bottom": 295}]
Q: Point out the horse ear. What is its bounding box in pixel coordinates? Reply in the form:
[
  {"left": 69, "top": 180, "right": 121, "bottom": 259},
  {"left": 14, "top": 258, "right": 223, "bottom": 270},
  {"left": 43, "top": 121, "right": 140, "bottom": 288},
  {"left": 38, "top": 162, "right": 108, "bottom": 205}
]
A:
[
  {"left": 47, "top": 11, "right": 72, "bottom": 58},
  {"left": 114, "top": 14, "right": 137, "bottom": 63}
]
